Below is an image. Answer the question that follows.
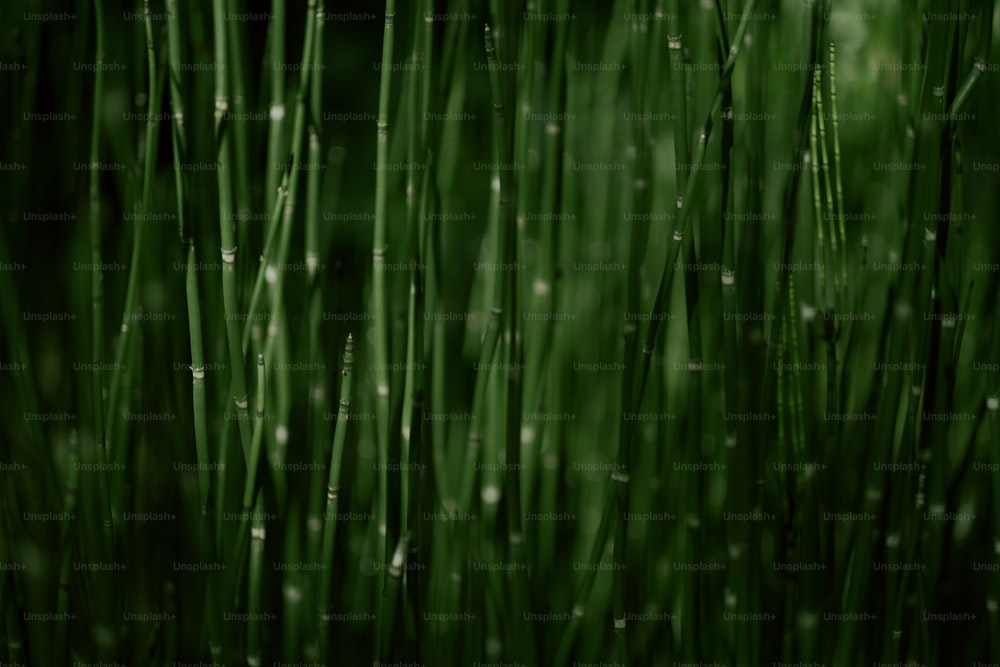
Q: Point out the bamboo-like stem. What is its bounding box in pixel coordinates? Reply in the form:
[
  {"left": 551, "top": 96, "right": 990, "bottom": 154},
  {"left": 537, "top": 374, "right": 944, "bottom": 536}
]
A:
[
  {"left": 261, "top": 0, "right": 318, "bottom": 512},
  {"left": 667, "top": 3, "right": 689, "bottom": 192},
  {"left": 400, "top": 0, "right": 424, "bottom": 574},
  {"left": 246, "top": 493, "right": 267, "bottom": 667},
  {"left": 231, "top": 353, "right": 267, "bottom": 613},
  {"left": 225, "top": 0, "right": 252, "bottom": 246},
  {"left": 947, "top": 0, "right": 994, "bottom": 119},
  {"left": 318, "top": 335, "right": 354, "bottom": 661},
  {"left": 373, "top": 2, "right": 398, "bottom": 631},
  {"left": 553, "top": 491, "right": 616, "bottom": 667},
  {"left": 631, "top": 0, "right": 756, "bottom": 413},
  {"left": 242, "top": 354, "right": 267, "bottom": 533},
  {"left": 809, "top": 70, "right": 828, "bottom": 311},
  {"left": 0, "top": 502, "right": 26, "bottom": 666},
  {"left": 265, "top": 0, "right": 287, "bottom": 219},
  {"left": 988, "top": 284, "right": 1000, "bottom": 651},
  {"left": 241, "top": 175, "right": 290, "bottom": 353},
  {"left": 166, "top": 0, "right": 212, "bottom": 520},
  {"left": 55, "top": 431, "right": 80, "bottom": 664},
  {"left": 106, "top": 0, "right": 162, "bottom": 461},
  {"left": 164, "top": 7, "right": 225, "bottom": 654},
  {"left": 814, "top": 67, "right": 839, "bottom": 303},
  {"left": 828, "top": 43, "right": 847, "bottom": 291},
  {"left": 212, "top": 0, "right": 254, "bottom": 460},
  {"left": 87, "top": 0, "right": 114, "bottom": 576},
  {"left": 304, "top": 2, "right": 327, "bottom": 657},
  {"left": 305, "top": 0, "right": 324, "bottom": 286},
  {"left": 377, "top": 535, "right": 408, "bottom": 662}
]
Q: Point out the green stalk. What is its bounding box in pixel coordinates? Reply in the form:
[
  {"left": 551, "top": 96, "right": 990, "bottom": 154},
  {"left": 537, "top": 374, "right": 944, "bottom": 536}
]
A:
[
  {"left": 0, "top": 506, "right": 25, "bottom": 666},
  {"left": 828, "top": 42, "right": 847, "bottom": 291},
  {"left": 318, "top": 335, "right": 354, "bottom": 661},
  {"left": 484, "top": 20, "right": 534, "bottom": 664},
  {"left": 165, "top": 4, "right": 225, "bottom": 656},
  {"left": 246, "top": 493, "right": 266, "bottom": 666},
  {"left": 814, "top": 68, "right": 839, "bottom": 303},
  {"left": 261, "top": 0, "right": 319, "bottom": 512},
  {"left": 989, "top": 285, "right": 1000, "bottom": 651},
  {"left": 377, "top": 535, "right": 408, "bottom": 663},
  {"left": 533, "top": 0, "right": 570, "bottom": 584},
  {"left": 265, "top": 0, "right": 287, "bottom": 219},
  {"left": 553, "top": 491, "right": 616, "bottom": 667},
  {"left": 212, "top": 0, "right": 253, "bottom": 460},
  {"left": 240, "top": 175, "right": 290, "bottom": 353},
  {"left": 810, "top": 69, "right": 828, "bottom": 311},
  {"left": 225, "top": 0, "right": 252, "bottom": 270},
  {"left": 166, "top": 0, "right": 211, "bottom": 520},
  {"left": 400, "top": 8, "right": 426, "bottom": 612},
  {"left": 55, "top": 432, "right": 80, "bottom": 664},
  {"left": 230, "top": 353, "right": 267, "bottom": 619},
  {"left": 305, "top": 0, "right": 324, "bottom": 286},
  {"left": 303, "top": 3, "right": 327, "bottom": 657},
  {"left": 373, "top": 2, "right": 398, "bottom": 630},
  {"left": 632, "top": 0, "right": 756, "bottom": 411},
  {"left": 87, "top": 0, "right": 114, "bottom": 574},
  {"left": 107, "top": 0, "right": 162, "bottom": 469},
  {"left": 947, "top": 0, "right": 994, "bottom": 119}
]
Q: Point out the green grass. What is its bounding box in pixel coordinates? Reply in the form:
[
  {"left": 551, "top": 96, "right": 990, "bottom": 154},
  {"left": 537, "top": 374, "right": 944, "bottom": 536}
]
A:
[{"left": 2, "top": 0, "right": 1000, "bottom": 665}]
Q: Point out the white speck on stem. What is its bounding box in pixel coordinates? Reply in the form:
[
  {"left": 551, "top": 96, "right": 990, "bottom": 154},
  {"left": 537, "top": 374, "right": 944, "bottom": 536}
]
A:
[
  {"left": 276, "top": 424, "right": 288, "bottom": 446},
  {"left": 284, "top": 584, "right": 303, "bottom": 603},
  {"left": 482, "top": 485, "right": 500, "bottom": 505},
  {"left": 270, "top": 104, "right": 285, "bottom": 121}
]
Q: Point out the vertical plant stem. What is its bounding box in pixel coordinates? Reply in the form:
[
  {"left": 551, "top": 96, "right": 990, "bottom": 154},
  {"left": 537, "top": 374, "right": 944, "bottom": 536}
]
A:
[
  {"left": 265, "top": 0, "right": 287, "bottom": 219},
  {"left": 87, "top": 0, "right": 114, "bottom": 577},
  {"left": 246, "top": 493, "right": 266, "bottom": 667},
  {"left": 318, "top": 335, "right": 354, "bottom": 661},
  {"left": 212, "top": 0, "right": 254, "bottom": 460},
  {"left": 828, "top": 42, "right": 847, "bottom": 291},
  {"left": 55, "top": 432, "right": 80, "bottom": 664},
  {"left": 262, "top": 0, "right": 319, "bottom": 513},
  {"left": 373, "top": 3, "right": 398, "bottom": 637}
]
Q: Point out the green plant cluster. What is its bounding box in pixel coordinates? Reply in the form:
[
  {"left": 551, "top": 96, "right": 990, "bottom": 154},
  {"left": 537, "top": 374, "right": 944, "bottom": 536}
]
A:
[{"left": 1, "top": 0, "right": 999, "bottom": 665}]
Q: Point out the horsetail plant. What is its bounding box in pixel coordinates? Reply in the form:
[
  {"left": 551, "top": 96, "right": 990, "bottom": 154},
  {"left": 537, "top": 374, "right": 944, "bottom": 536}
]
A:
[{"left": 4, "top": 1, "right": 1000, "bottom": 666}]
